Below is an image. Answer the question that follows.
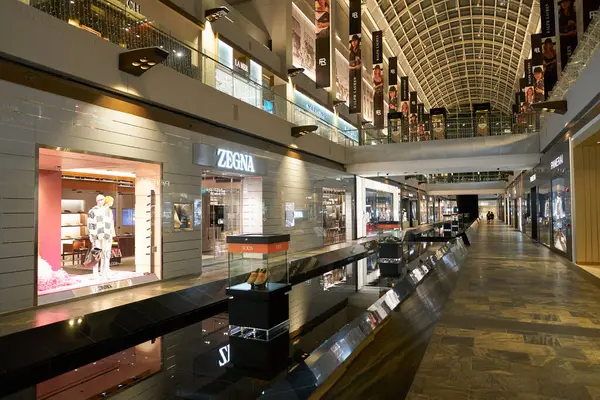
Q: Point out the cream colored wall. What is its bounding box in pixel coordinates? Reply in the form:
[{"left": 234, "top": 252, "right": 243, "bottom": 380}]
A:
[{"left": 573, "top": 143, "right": 600, "bottom": 264}]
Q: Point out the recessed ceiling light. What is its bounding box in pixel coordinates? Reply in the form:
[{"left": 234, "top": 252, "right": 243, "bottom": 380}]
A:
[
  {"left": 132, "top": 62, "right": 141, "bottom": 66},
  {"left": 140, "top": 58, "right": 148, "bottom": 63}
]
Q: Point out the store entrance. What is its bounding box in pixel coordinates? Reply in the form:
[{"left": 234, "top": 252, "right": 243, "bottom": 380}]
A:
[{"left": 200, "top": 172, "right": 262, "bottom": 267}]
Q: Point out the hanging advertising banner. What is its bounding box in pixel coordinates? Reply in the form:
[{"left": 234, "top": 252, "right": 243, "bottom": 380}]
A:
[
  {"left": 388, "top": 57, "right": 398, "bottom": 86},
  {"left": 292, "top": 5, "right": 316, "bottom": 81},
  {"left": 348, "top": 0, "right": 362, "bottom": 114},
  {"left": 335, "top": 49, "right": 349, "bottom": 102},
  {"left": 520, "top": 77, "right": 533, "bottom": 112},
  {"left": 388, "top": 57, "right": 399, "bottom": 139},
  {"left": 417, "top": 103, "right": 424, "bottom": 122},
  {"left": 556, "top": 0, "right": 578, "bottom": 70},
  {"left": 372, "top": 31, "right": 384, "bottom": 128},
  {"left": 531, "top": 34, "right": 546, "bottom": 102},
  {"left": 315, "top": 0, "right": 331, "bottom": 89},
  {"left": 409, "top": 92, "right": 418, "bottom": 140},
  {"left": 388, "top": 57, "right": 398, "bottom": 113},
  {"left": 417, "top": 104, "right": 426, "bottom": 141},
  {"left": 430, "top": 107, "right": 446, "bottom": 140},
  {"left": 540, "top": 0, "right": 558, "bottom": 97},
  {"left": 423, "top": 113, "right": 431, "bottom": 139},
  {"left": 399, "top": 76, "right": 409, "bottom": 118},
  {"left": 473, "top": 103, "right": 490, "bottom": 137},
  {"left": 583, "top": 0, "right": 600, "bottom": 31},
  {"left": 524, "top": 59, "right": 534, "bottom": 86}
]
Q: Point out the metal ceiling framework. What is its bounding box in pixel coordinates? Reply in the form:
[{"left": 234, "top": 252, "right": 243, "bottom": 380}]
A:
[{"left": 375, "top": 0, "right": 540, "bottom": 114}]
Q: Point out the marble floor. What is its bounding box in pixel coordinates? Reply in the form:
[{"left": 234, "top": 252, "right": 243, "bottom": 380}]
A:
[{"left": 407, "top": 222, "right": 600, "bottom": 400}]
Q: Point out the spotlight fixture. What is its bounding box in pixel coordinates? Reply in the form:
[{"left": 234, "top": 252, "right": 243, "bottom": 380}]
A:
[
  {"left": 531, "top": 100, "right": 567, "bottom": 115},
  {"left": 361, "top": 120, "right": 372, "bottom": 127},
  {"left": 291, "top": 125, "right": 318, "bottom": 138},
  {"left": 205, "top": 6, "right": 229, "bottom": 23},
  {"left": 333, "top": 99, "right": 346, "bottom": 108},
  {"left": 287, "top": 67, "right": 305, "bottom": 78},
  {"left": 118, "top": 47, "right": 168, "bottom": 76}
]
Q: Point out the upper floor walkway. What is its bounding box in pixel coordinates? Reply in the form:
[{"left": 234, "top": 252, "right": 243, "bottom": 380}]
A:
[{"left": 2, "top": 0, "right": 599, "bottom": 170}]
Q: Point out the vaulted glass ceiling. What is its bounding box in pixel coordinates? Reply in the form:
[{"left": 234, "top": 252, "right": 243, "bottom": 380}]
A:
[{"left": 376, "top": 0, "right": 538, "bottom": 114}]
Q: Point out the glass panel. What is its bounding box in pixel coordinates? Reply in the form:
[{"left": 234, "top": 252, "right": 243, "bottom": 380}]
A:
[
  {"left": 537, "top": 184, "right": 552, "bottom": 247},
  {"left": 552, "top": 178, "right": 568, "bottom": 253}
]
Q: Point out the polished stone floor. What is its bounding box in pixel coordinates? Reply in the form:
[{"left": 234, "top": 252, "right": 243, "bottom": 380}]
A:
[{"left": 407, "top": 222, "right": 600, "bottom": 400}]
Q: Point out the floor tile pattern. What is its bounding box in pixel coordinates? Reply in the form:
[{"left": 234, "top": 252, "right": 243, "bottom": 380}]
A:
[{"left": 407, "top": 223, "right": 600, "bottom": 400}]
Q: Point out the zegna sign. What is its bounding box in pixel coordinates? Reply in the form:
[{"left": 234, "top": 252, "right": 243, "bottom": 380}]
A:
[{"left": 193, "top": 143, "right": 265, "bottom": 175}]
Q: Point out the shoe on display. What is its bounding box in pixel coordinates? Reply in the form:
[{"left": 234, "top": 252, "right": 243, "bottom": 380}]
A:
[
  {"left": 253, "top": 269, "right": 269, "bottom": 286},
  {"left": 247, "top": 269, "right": 259, "bottom": 285}
]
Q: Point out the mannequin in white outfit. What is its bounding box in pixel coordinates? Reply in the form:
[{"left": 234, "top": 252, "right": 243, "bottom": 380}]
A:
[{"left": 87, "top": 194, "right": 116, "bottom": 280}]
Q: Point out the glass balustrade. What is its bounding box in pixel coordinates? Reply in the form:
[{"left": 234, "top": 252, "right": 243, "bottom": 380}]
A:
[{"left": 362, "top": 113, "right": 539, "bottom": 145}]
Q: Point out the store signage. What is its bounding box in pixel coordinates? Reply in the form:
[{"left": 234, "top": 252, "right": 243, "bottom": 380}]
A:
[
  {"left": 126, "top": 0, "right": 141, "bottom": 13},
  {"left": 218, "top": 344, "right": 230, "bottom": 367},
  {"left": 97, "top": 284, "right": 114, "bottom": 292},
  {"left": 293, "top": 90, "right": 359, "bottom": 142},
  {"left": 551, "top": 154, "right": 564, "bottom": 170},
  {"left": 217, "top": 149, "right": 255, "bottom": 173},
  {"left": 233, "top": 58, "right": 249, "bottom": 74},
  {"left": 530, "top": 174, "right": 537, "bottom": 183},
  {"left": 192, "top": 143, "right": 266, "bottom": 175}
]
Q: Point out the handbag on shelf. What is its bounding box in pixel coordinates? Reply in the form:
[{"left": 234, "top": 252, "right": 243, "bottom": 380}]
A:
[{"left": 83, "top": 247, "right": 102, "bottom": 269}]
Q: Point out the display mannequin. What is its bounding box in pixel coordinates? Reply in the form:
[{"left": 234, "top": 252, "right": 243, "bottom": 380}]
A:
[{"left": 87, "top": 194, "right": 115, "bottom": 280}]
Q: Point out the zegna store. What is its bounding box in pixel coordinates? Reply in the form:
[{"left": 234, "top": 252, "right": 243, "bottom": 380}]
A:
[{"left": 0, "top": 79, "right": 355, "bottom": 314}]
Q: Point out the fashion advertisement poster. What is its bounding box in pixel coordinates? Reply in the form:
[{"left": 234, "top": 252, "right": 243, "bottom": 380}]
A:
[
  {"left": 335, "top": 49, "right": 349, "bottom": 102},
  {"left": 557, "top": 0, "right": 578, "bottom": 70},
  {"left": 531, "top": 34, "right": 546, "bottom": 102},
  {"left": 292, "top": 5, "right": 316, "bottom": 80},
  {"left": 431, "top": 108, "right": 446, "bottom": 140},
  {"left": 388, "top": 58, "right": 400, "bottom": 142},
  {"left": 540, "top": 0, "right": 558, "bottom": 96},
  {"left": 409, "top": 92, "right": 418, "bottom": 140},
  {"left": 520, "top": 77, "right": 533, "bottom": 112},
  {"left": 476, "top": 112, "right": 489, "bottom": 136},
  {"left": 372, "top": 30, "right": 384, "bottom": 128},
  {"left": 362, "top": 78, "right": 374, "bottom": 122},
  {"left": 348, "top": 0, "right": 362, "bottom": 113},
  {"left": 315, "top": 0, "right": 331, "bottom": 88},
  {"left": 400, "top": 77, "right": 409, "bottom": 116}
]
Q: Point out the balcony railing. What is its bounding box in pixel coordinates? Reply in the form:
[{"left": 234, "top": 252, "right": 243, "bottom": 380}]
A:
[
  {"left": 23, "top": 0, "right": 358, "bottom": 147},
  {"left": 362, "top": 113, "right": 539, "bottom": 145},
  {"left": 406, "top": 172, "right": 512, "bottom": 184}
]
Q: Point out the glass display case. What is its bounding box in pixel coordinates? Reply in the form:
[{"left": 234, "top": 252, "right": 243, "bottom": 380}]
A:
[{"left": 226, "top": 234, "right": 290, "bottom": 289}]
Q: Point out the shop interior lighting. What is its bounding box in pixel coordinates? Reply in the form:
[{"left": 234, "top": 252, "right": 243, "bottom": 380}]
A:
[
  {"left": 119, "top": 47, "right": 169, "bottom": 77},
  {"left": 531, "top": 100, "right": 568, "bottom": 115},
  {"left": 291, "top": 125, "right": 318, "bottom": 138},
  {"left": 205, "top": 6, "right": 229, "bottom": 23},
  {"left": 287, "top": 67, "right": 305, "bottom": 78}
]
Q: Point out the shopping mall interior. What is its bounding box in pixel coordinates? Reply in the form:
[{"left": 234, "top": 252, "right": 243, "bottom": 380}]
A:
[{"left": 0, "top": 0, "right": 600, "bottom": 398}]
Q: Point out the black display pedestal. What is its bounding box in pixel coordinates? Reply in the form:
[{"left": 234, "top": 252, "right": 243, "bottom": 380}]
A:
[
  {"left": 379, "top": 261, "right": 403, "bottom": 277},
  {"left": 226, "top": 282, "right": 291, "bottom": 375}
]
